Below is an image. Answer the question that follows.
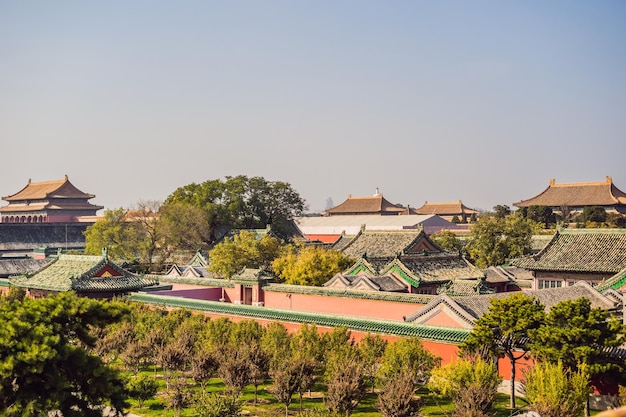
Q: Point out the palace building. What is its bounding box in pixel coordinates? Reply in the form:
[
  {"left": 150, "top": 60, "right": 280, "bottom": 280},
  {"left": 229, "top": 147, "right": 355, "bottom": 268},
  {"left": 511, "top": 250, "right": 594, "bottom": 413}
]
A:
[
  {"left": 513, "top": 176, "right": 626, "bottom": 214},
  {"left": 0, "top": 176, "right": 103, "bottom": 223}
]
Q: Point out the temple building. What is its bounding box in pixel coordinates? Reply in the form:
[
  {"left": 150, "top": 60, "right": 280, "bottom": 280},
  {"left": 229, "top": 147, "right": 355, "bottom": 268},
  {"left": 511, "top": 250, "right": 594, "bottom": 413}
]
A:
[
  {"left": 413, "top": 200, "right": 480, "bottom": 223},
  {"left": 325, "top": 190, "right": 413, "bottom": 216},
  {"left": 0, "top": 176, "right": 103, "bottom": 223},
  {"left": 9, "top": 250, "right": 159, "bottom": 298},
  {"left": 512, "top": 228, "right": 626, "bottom": 291},
  {"left": 513, "top": 176, "right": 626, "bottom": 214},
  {"left": 325, "top": 229, "right": 500, "bottom": 295}
]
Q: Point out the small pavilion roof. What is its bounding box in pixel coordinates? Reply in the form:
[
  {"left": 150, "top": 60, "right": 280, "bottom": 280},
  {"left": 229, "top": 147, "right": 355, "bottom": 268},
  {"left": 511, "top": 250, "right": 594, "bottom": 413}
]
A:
[
  {"left": 325, "top": 193, "right": 408, "bottom": 216},
  {"left": 513, "top": 228, "right": 626, "bottom": 274},
  {"left": 514, "top": 176, "right": 626, "bottom": 208},
  {"left": 9, "top": 252, "right": 158, "bottom": 293},
  {"left": 414, "top": 200, "right": 479, "bottom": 216}
]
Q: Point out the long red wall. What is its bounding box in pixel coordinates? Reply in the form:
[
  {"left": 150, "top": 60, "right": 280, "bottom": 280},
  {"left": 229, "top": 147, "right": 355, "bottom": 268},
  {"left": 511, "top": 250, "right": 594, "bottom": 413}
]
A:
[
  {"left": 263, "top": 290, "right": 424, "bottom": 321},
  {"left": 197, "top": 310, "right": 460, "bottom": 365}
]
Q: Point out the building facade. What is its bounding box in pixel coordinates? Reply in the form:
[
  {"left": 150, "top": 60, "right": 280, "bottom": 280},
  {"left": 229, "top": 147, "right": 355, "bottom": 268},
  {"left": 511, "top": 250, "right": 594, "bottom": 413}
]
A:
[{"left": 0, "top": 176, "right": 103, "bottom": 223}]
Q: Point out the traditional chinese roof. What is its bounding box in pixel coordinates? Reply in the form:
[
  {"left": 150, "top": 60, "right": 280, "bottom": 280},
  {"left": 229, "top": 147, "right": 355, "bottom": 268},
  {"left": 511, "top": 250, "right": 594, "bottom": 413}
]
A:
[
  {"left": 325, "top": 193, "right": 408, "bottom": 216},
  {"left": 404, "top": 282, "right": 618, "bottom": 325},
  {"left": 398, "top": 255, "right": 485, "bottom": 282},
  {"left": 513, "top": 228, "right": 626, "bottom": 274},
  {"left": 414, "top": 200, "right": 480, "bottom": 216},
  {"left": 9, "top": 253, "right": 158, "bottom": 293},
  {"left": 514, "top": 176, "right": 626, "bottom": 208},
  {"left": 0, "top": 258, "right": 51, "bottom": 278},
  {"left": 596, "top": 266, "right": 626, "bottom": 293},
  {"left": 324, "top": 273, "right": 408, "bottom": 292},
  {"left": 0, "top": 176, "right": 103, "bottom": 214},
  {"left": 340, "top": 229, "right": 439, "bottom": 259},
  {"left": 437, "top": 278, "right": 495, "bottom": 297}
]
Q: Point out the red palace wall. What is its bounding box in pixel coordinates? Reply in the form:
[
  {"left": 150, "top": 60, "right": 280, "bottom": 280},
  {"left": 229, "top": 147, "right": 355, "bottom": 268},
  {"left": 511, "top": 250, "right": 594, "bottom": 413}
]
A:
[
  {"left": 196, "top": 310, "right": 461, "bottom": 365},
  {"left": 263, "top": 290, "right": 424, "bottom": 321}
]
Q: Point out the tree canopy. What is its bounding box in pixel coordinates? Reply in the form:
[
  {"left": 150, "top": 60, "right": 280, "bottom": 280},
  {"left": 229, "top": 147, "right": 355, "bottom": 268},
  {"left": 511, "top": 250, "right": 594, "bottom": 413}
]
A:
[
  {"left": 465, "top": 211, "right": 540, "bottom": 268},
  {"left": 163, "top": 175, "right": 306, "bottom": 243},
  {"left": 208, "top": 230, "right": 284, "bottom": 278},
  {"left": 0, "top": 293, "right": 129, "bottom": 416},
  {"left": 272, "top": 245, "right": 354, "bottom": 286},
  {"left": 461, "top": 292, "right": 545, "bottom": 408},
  {"left": 528, "top": 298, "right": 626, "bottom": 381}
]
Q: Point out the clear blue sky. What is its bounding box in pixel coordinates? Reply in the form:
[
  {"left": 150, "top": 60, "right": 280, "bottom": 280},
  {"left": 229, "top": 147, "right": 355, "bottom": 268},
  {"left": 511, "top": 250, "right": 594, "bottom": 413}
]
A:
[{"left": 1, "top": 1, "right": 625, "bottom": 213}]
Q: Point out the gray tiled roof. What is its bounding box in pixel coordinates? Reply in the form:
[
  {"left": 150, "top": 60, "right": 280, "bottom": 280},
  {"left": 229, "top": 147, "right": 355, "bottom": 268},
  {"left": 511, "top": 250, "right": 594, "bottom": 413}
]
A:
[
  {"left": 404, "top": 282, "right": 618, "bottom": 324},
  {"left": 9, "top": 254, "right": 158, "bottom": 293},
  {"left": 0, "top": 258, "right": 51, "bottom": 277},
  {"left": 513, "top": 229, "right": 626, "bottom": 273},
  {"left": 341, "top": 230, "right": 425, "bottom": 259}
]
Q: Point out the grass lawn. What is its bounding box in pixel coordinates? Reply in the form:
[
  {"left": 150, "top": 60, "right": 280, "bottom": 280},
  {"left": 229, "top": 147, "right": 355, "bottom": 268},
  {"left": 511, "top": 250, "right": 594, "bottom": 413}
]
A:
[{"left": 124, "top": 369, "right": 537, "bottom": 417}]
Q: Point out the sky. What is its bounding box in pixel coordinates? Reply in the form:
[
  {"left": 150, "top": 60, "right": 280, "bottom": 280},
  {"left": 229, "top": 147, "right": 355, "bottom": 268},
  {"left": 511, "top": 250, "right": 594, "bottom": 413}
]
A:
[{"left": 1, "top": 1, "right": 625, "bottom": 214}]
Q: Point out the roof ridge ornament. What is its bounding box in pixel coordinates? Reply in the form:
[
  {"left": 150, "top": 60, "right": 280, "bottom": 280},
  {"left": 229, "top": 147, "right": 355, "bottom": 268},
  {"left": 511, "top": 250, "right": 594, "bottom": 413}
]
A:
[{"left": 102, "top": 247, "right": 108, "bottom": 260}]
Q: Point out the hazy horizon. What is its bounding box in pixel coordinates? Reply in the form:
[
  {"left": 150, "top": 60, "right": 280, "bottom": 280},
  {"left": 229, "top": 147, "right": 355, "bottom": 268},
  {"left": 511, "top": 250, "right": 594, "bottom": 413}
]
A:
[{"left": 2, "top": 1, "right": 625, "bottom": 213}]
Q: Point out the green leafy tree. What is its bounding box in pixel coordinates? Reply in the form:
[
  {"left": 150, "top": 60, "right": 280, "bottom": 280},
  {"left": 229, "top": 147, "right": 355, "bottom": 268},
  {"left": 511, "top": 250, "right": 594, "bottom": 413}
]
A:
[
  {"left": 163, "top": 175, "right": 306, "bottom": 244},
  {"left": 126, "top": 373, "right": 158, "bottom": 409},
  {"left": 581, "top": 206, "right": 608, "bottom": 224},
  {"left": 84, "top": 208, "right": 142, "bottom": 261},
  {"left": 428, "top": 356, "right": 501, "bottom": 417},
  {"left": 209, "top": 231, "right": 284, "bottom": 278},
  {"left": 0, "top": 293, "right": 129, "bottom": 416},
  {"left": 377, "top": 338, "right": 439, "bottom": 417},
  {"left": 465, "top": 212, "right": 540, "bottom": 268},
  {"left": 194, "top": 393, "right": 242, "bottom": 417},
  {"left": 529, "top": 298, "right": 626, "bottom": 386},
  {"left": 430, "top": 230, "right": 464, "bottom": 253},
  {"left": 492, "top": 204, "right": 511, "bottom": 219},
  {"left": 461, "top": 293, "right": 545, "bottom": 408},
  {"left": 358, "top": 333, "right": 388, "bottom": 393},
  {"left": 159, "top": 201, "right": 213, "bottom": 252},
  {"left": 273, "top": 245, "right": 354, "bottom": 286},
  {"left": 84, "top": 202, "right": 169, "bottom": 273},
  {"left": 524, "top": 361, "right": 590, "bottom": 417},
  {"left": 522, "top": 205, "right": 556, "bottom": 228}
]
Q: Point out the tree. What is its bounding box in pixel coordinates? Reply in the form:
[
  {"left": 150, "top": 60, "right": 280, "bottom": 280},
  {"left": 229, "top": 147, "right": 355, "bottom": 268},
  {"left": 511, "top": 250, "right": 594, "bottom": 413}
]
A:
[
  {"left": 163, "top": 175, "right": 306, "bottom": 244},
  {"left": 377, "top": 368, "right": 422, "bottom": 417},
  {"left": 126, "top": 373, "right": 158, "bottom": 409},
  {"left": 126, "top": 200, "right": 168, "bottom": 272},
  {"left": 377, "top": 338, "right": 439, "bottom": 417},
  {"left": 428, "top": 356, "right": 501, "bottom": 417},
  {"left": 358, "top": 333, "right": 388, "bottom": 393},
  {"left": 430, "top": 230, "right": 464, "bottom": 253},
  {"left": 492, "top": 204, "right": 511, "bottom": 219},
  {"left": 84, "top": 202, "right": 170, "bottom": 273},
  {"left": 581, "top": 206, "right": 608, "bottom": 224},
  {"left": 529, "top": 298, "right": 626, "bottom": 390},
  {"left": 194, "top": 393, "right": 242, "bottom": 417},
  {"left": 324, "top": 344, "right": 367, "bottom": 416},
  {"left": 465, "top": 212, "right": 540, "bottom": 268},
  {"left": 523, "top": 205, "right": 556, "bottom": 228},
  {"left": 461, "top": 293, "right": 545, "bottom": 408},
  {"left": 272, "top": 245, "right": 354, "bottom": 286},
  {"left": 159, "top": 201, "right": 213, "bottom": 252},
  {"left": 209, "top": 231, "right": 284, "bottom": 278},
  {"left": 0, "top": 292, "right": 129, "bottom": 416},
  {"left": 292, "top": 323, "right": 325, "bottom": 411},
  {"left": 269, "top": 357, "right": 303, "bottom": 417},
  {"left": 524, "top": 361, "right": 590, "bottom": 417},
  {"left": 84, "top": 208, "right": 142, "bottom": 262}
]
